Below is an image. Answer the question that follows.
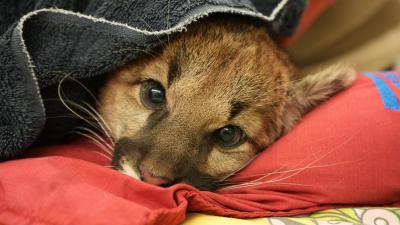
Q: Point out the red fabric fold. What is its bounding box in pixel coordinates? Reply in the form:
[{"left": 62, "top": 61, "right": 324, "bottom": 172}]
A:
[{"left": 1, "top": 73, "right": 399, "bottom": 225}]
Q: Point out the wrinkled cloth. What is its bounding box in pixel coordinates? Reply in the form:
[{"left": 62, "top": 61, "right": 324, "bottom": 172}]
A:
[
  {"left": 0, "top": 0, "right": 306, "bottom": 159},
  {"left": 1, "top": 73, "right": 399, "bottom": 225}
]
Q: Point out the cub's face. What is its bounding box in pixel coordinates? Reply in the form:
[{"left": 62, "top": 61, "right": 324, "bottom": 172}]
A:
[{"left": 98, "top": 17, "right": 354, "bottom": 190}]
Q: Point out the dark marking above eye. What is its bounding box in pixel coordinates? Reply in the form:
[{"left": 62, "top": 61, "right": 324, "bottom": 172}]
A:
[
  {"left": 229, "top": 101, "right": 247, "bottom": 120},
  {"left": 145, "top": 108, "right": 170, "bottom": 130},
  {"left": 167, "top": 54, "right": 181, "bottom": 87}
]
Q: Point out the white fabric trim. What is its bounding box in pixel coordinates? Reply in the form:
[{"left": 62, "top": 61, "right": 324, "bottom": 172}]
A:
[
  {"left": 16, "top": 0, "right": 288, "bottom": 35},
  {"left": 15, "top": 10, "right": 46, "bottom": 114}
]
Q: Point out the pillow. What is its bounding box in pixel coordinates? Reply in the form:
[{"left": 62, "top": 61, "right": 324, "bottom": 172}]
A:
[
  {"left": 215, "top": 72, "right": 400, "bottom": 213},
  {"left": 0, "top": 72, "right": 399, "bottom": 225}
]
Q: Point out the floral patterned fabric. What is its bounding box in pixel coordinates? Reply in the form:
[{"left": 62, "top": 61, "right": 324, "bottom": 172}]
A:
[{"left": 184, "top": 208, "right": 400, "bottom": 225}]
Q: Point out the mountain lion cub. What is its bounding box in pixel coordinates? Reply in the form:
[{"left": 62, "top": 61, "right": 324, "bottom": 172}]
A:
[{"left": 98, "top": 16, "right": 355, "bottom": 190}]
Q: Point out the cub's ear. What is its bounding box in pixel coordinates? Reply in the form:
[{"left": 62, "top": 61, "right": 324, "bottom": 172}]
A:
[{"left": 282, "top": 65, "right": 356, "bottom": 132}]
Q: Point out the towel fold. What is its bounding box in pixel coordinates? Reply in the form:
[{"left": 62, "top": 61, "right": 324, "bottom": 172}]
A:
[{"left": 0, "top": 0, "right": 306, "bottom": 159}]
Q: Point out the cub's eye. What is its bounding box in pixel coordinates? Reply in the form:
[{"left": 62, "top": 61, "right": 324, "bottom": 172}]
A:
[
  {"left": 140, "top": 80, "right": 166, "bottom": 109},
  {"left": 213, "top": 125, "right": 245, "bottom": 148}
]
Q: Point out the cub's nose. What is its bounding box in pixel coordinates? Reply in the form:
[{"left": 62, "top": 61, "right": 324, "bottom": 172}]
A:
[{"left": 139, "top": 164, "right": 171, "bottom": 186}]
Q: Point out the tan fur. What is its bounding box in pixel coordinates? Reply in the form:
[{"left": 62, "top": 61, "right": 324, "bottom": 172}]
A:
[{"left": 98, "top": 16, "right": 356, "bottom": 190}]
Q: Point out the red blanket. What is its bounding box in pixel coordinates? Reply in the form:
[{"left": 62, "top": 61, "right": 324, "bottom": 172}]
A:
[{"left": 1, "top": 73, "right": 400, "bottom": 225}]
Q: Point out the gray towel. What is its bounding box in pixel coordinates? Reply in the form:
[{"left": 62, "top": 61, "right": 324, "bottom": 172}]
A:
[{"left": 0, "top": 0, "right": 306, "bottom": 160}]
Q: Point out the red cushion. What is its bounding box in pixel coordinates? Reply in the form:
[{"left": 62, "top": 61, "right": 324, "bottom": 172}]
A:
[{"left": 0, "top": 72, "right": 399, "bottom": 225}]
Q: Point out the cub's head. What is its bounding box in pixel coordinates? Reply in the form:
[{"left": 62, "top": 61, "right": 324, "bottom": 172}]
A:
[{"left": 99, "top": 16, "right": 355, "bottom": 190}]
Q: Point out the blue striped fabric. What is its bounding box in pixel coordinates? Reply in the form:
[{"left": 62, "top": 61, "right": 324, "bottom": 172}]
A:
[
  {"left": 382, "top": 72, "right": 400, "bottom": 89},
  {"left": 363, "top": 72, "right": 400, "bottom": 110}
]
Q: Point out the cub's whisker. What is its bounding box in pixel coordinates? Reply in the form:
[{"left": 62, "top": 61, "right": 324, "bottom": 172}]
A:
[
  {"left": 220, "top": 137, "right": 356, "bottom": 190},
  {"left": 58, "top": 74, "right": 99, "bottom": 127},
  {"left": 91, "top": 151, "right": 112, "bottom": 161},
  {"left": 74, "top": 131, "right": 113, "bottom": 156},
  {"left": 56, "top": 73, "right": 116, "bottom": 146},
  {"left": 82, "top": 102, "right": 115, "bottom": 144},
  {"left": 67, "top": 100, "right": 114, "bottom": 141},
  {"left": 220, "top": 165, "right": 286, "bottom": 186},
  {"left": 75, "top": 126, "right": 114, "bottom": 151}
]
